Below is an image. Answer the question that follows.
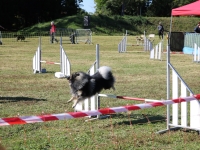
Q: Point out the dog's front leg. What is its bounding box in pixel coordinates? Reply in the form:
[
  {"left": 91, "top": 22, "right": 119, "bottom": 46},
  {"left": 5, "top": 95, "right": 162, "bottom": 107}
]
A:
[
  {"left": 72, "top": 99, "right": 78, "bottom": 108},
  {"left": 67, "top": 96, "right": 75, "bottom": 103}
]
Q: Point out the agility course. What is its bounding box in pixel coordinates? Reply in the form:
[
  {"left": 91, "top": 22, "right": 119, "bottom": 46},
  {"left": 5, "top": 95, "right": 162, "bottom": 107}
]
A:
[{"left": 1, "top": 35, "right": 200, "bottom": 149}]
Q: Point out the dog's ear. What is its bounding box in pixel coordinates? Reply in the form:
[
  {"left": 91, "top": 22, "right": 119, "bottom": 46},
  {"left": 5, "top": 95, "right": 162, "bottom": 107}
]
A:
[{"left": 75, "top": 72, "right": 80, "bottom": 77}]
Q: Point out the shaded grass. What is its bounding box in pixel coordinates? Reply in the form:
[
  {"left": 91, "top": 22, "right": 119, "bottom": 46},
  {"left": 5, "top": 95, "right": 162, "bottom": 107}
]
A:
[{"left": 0, "top": 35, "right": 200, "bottom": 149}]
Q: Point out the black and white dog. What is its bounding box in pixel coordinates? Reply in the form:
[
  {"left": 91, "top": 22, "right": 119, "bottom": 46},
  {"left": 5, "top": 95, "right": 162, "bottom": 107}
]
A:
[{"left": 66, "top": 66, "right": 115, "bottom": 108}]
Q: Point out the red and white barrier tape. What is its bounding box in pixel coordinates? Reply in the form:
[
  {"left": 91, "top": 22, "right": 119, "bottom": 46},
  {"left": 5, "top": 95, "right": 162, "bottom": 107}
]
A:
[{"left": 1, "top": 94, "right": 200, "bottom": 126}]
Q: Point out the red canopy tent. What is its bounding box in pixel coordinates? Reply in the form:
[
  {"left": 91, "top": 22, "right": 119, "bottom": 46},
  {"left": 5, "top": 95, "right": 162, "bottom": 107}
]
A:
[
  {"left": 169, "top": 0, "right": 200, "bottom": 53},
  {"left": 172, "top": 0, "right": 200, "bottom": 16}
]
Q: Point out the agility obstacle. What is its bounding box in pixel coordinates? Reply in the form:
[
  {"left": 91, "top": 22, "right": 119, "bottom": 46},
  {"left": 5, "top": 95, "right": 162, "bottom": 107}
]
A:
[
  {"left": 74, "top": 44, "right": 100, "bottom": 114},
  {"left": 150, "top": 41, "right": 163, "bottom": 60},
  {"left": 33, "top": 37, "right": 71, "bottom": 78},
  {"left": 118, "top": 30, "right": 127, "bottom": 53},
  {"left": 98, "top": 94, "right": 162, "bottom": 102},
  {"left": 144, "top": 37, "right": 153, "bottom": 51},
  {"left": 193, "top": 43, "right": 200, "bottom": 63},
  {"left": 1, "top": 94, "right": 200, "bottom": 126},
  {"left": 157, "top": 45, "right": 200, "bottom": 134}
]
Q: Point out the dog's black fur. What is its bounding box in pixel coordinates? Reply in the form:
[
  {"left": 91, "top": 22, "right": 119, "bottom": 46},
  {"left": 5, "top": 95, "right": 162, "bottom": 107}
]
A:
[
  {"left": 67, "top": 66, "right": 115, "bottom": 108},
  {"left": 14, "top": 35, "right": 25, "bottom": 41}
]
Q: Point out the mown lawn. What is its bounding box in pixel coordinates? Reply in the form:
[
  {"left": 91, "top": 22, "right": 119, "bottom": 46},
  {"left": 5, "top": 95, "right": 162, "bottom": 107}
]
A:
[{"left": 0, "top": 35, "right": 200, "bottom": 150}]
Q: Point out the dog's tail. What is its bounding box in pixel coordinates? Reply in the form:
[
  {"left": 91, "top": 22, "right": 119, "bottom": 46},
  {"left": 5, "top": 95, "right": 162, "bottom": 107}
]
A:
[
  {"left": 98, "top": 66, "right": 115, "bottom": 90},
  {"left": 98, "top": 66, "right": 112, "bottom": 80}
]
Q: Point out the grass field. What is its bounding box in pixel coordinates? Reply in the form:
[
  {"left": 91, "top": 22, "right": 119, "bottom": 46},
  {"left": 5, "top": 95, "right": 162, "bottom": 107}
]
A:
[{"left": 1, "top": 35, "right": 200, "bottom": 150}]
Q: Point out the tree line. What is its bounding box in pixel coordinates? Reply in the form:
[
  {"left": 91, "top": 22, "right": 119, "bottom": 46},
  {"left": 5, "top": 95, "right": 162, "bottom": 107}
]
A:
[
  {"left": 94, "top": 0, "right": 197, "bottom": 16},
  {"left": 0, "top": 0, "right": 196, "bottom": 31}
]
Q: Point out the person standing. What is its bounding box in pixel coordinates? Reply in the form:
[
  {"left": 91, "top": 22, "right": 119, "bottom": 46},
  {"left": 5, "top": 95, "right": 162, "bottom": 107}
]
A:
[
  {"left": 194, "top": 22, "right": 200, "bottom": 33},
  {"left": 50, "top": 21, "right": 56, "bottom": 43},
  {"left": 157, "top": 22, "right": 164, "bottom": 39}
]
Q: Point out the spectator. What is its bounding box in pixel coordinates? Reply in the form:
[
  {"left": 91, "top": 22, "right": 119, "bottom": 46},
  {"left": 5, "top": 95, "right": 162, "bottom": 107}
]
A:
[
  {"left": 157, "top": 22, "right": 164, "bottom": 39},
  {"left": 70, "top": 32, "right": 75, "bottom": 44},
  {"left": 50, "top": 21, "right": 56, "bottom": 43},
  {"left": 194, "top": 22, "right": 200, "bottom": 33}
]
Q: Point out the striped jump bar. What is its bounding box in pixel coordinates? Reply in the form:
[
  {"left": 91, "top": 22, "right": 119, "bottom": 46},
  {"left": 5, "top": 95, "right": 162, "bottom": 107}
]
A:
[
  {"left": 1, "top": 94, "right": 200, "bottom": 126},
  {"left": 40, "top": 61, "right": 60, "bottom": 65},
  {"left": 98, "top": 94, "right": 162, "bottom": 102}
]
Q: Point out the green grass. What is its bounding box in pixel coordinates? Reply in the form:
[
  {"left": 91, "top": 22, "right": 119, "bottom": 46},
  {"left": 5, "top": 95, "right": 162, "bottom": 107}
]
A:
[
  {"left": 1, "top": 36, "right": 200, "bottom": 150},
  {"left": 20, "top": 15, "right": 200, "bottom": 36}
]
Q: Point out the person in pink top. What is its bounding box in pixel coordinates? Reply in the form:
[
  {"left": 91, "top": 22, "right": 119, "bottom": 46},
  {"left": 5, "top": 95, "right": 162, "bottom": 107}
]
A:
[{"left": 50, "top": 21, "right": 56, "bottom": 43}]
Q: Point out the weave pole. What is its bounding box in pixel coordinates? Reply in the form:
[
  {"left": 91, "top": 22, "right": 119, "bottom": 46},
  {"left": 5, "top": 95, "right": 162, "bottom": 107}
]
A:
[{"left": 1, "top": 94, "right": 200, "bottom": 126}]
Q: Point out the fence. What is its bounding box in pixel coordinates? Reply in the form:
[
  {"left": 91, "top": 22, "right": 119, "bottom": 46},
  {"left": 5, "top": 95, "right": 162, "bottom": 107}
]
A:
[
  {"left": 76, "top": 29, "right": 92, "bottom": 44},
  {"left": 0, "top": 30, "right": 92, "bottom": 44}
]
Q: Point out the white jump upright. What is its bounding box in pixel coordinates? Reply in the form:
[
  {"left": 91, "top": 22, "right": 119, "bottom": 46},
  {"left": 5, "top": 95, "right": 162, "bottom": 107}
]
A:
[
  {"left": 33, "top": 36, "right": 71, "bottom": 77},
  {"left": 158, "top": 46, "right": 200, "bottom": 134},
  {"left": 144, "top": 37, "right": 153, "bottom": 51},
  {"left": 74, "top": 44, "right": 100, "bottom": 116},
  {"left": 193, "top": 43, "right": 200, "bottom": 63},
  {"left": 118, "top": 30, "right": 127, "bottom": 53},
  {"left": 168, "top": 63, "right": 200, "bottom": 130},
  {"left": 150, "top": 41, "right": 163, "bottom": 60}
]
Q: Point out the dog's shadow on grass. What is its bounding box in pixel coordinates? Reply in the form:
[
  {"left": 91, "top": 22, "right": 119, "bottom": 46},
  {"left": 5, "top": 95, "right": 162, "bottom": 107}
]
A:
[
  {"left": 0, "top": 96, "right": 46, "bottom": 103},
  {"left": 109, "top": 113, "right": 166, "bottom": 125}
]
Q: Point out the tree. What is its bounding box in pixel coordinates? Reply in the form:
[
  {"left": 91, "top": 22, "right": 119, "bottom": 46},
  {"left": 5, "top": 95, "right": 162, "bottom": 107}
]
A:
[
  {"left": 95, "top": 0, "right": 148, "bottom": 16},
  {"left": 0, "top": 0, "right": 83, "bottom": 31},
  {"left": 146, "top": 0, "right": 197, "bottom": 17}
]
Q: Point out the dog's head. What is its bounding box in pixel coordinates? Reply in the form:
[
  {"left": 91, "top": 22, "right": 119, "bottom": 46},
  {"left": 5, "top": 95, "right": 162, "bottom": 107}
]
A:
[
  {"left": 66, "top": 72, "right": 90, "bottom": 90},
  {"left": 66, "top": 72, "right": 80, "bottom": 84}
]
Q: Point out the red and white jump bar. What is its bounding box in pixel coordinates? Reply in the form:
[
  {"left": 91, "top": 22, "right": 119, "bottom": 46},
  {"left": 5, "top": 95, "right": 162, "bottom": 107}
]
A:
[
  {"left": 1, "top": 94, "right": 200, "bottom": 126},
  {"left": 40, "top": 60, "right": 60, "bottom": 65},
  {"left": 98, "top": 94, "right": 162, "bottom": 102}
]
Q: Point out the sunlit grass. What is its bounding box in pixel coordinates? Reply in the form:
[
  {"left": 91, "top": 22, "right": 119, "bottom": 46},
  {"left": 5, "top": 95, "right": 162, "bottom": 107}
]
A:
[{"left": 0, "top": 35, "right": 200, "bottom": 149}]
